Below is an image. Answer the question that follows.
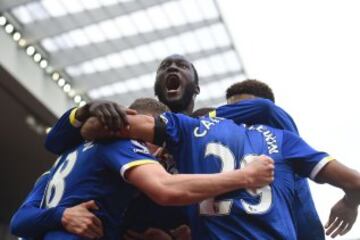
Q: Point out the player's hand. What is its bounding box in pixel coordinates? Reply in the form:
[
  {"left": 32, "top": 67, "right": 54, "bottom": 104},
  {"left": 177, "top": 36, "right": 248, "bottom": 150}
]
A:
[
  {"left": 325, "top": 196, "right": 358, "bottom": 238},
  {"left": 170, "top": 225, "right": 191, "bottom": 240},
  {"left": 242, "top": 155, "right": 274, "bottom": 188},
  {"left": 61, "top": 200, "right": 103, "bottom": 239},
  {"left": 76, "top": 100, "right": 137, "bottom": 130},
  {"left": 81, "top": 117, "right": 131, "bottom": 140}
]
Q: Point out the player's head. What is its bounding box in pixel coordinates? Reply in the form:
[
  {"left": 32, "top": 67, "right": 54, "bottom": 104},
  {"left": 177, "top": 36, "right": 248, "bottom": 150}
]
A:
[
  {"left": 154, "top": 54, "right": 200, "bottom": 114},
  {"left": 129, "top": 97, "right": 169, "bottom": 117},
  {"left": 129, "top": 98, "right": 169, "bottom": 155},
  {"left": 191, "top": 107, "right": 215, "bottom": 117},
  {"left": 226, "top": 79, "right": 275, "bottom": 104}
]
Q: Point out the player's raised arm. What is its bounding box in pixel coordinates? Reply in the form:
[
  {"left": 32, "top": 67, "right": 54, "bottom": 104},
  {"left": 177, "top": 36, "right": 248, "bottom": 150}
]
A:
[
  {"left": 215, "top": 98, "right": 299, "bottom": 134},
  {"left": 45, "top": 108, "right": 84, "bottom": 154},
  {"left": 45, "top": 100, "right": 135, "bottom": 155},
  {"left": 81, "top": 114, "right": 156, "bottom": 143}
]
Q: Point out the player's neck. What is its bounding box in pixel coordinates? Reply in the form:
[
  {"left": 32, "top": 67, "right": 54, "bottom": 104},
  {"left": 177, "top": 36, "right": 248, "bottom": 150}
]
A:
[{"left": 180, "top": 101, "right": 194, "bottom": 116}]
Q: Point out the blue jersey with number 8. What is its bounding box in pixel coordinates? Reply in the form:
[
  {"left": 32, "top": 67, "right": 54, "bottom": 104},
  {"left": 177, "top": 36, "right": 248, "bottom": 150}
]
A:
[{"left": 42, "top": 140, "right": 157, "bottom": 240}]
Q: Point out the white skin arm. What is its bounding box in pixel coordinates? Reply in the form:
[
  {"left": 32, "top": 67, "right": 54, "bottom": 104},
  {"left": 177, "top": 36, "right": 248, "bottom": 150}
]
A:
[{"left": 125, "top": 156, "right": 274, "bottom": 206}]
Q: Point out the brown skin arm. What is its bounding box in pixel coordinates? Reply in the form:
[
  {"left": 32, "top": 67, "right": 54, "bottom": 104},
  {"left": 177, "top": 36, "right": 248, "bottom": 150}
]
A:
[
  {"left": 315, "top": 160, "right": 360, "bottom": 203},
  {"left": 75, "top": 100, "right": 137, "bottom": 130},
  {"left": 81, "top": 115, "right": 154, "bottom": 143},
  {"left": 315, "top": 160, "right": 360, "bottom": 238}
]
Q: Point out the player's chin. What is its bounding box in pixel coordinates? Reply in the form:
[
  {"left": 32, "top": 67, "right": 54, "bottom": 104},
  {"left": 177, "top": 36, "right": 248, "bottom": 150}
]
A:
[{"left": 166, "top": 89, "right": 186, "bottom": 101}]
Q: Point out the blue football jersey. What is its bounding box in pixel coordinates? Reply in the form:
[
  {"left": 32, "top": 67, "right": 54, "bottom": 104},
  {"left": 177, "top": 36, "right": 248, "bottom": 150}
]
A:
[
  {"left": 212, "top": 99, "right": 299, "bottom": 134},
  {"left": 213, "top": 99, "right": 325, "bottom": 240},
  {"left": 42, "top": 140, "right": 157, "bottom": 240},
  {"left": 159, "top": 112, "right": 333, "bottom": 240}
]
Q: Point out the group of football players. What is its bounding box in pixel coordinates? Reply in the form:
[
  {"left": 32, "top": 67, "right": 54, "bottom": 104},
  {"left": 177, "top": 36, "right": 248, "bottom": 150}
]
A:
[{"left": 10, "top": 54, "right": 360, "bottom": 240}]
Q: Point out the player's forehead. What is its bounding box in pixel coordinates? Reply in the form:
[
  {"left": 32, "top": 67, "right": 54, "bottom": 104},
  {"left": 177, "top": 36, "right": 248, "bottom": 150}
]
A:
[{"left": 159, "top": 54, "right": 191, "bottom": 65}]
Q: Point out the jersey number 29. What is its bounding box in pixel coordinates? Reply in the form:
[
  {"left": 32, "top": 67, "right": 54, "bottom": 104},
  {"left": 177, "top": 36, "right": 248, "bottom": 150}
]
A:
[{"left": 199, "top": 143, "right": 272, "bottom": 216}]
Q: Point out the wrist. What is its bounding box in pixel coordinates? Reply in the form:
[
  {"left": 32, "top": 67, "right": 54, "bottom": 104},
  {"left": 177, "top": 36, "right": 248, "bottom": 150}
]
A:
[
  {"left": 234, "top": 169, "right": 250, "bottom": 188},
  {"left": 54, "top": 206, "right": 67, "bottom": 228},
  {"left": 343, "top": 194, "right": 359, "bottom": 208},
  {"left": 75, "top": 104, "right": 90, "bottom": 122}
]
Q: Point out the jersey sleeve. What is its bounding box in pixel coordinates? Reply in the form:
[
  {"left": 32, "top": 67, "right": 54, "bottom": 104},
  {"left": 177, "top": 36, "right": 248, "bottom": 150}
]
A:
[
  {"left": 282, "top": 131, "right": 335, "bottom": 180},
  {"left": 45, "top": 108, "right": 84, "bottom": 155},
  {"left": 99, "top": 140, "right": 158, "bottom": 179},
  {"left": 212, "top": 99, "right": 299, "bottom": 134},
  {"left": 10, "top": 172, "right": 65, "bottom": 238},
  {"left": 155, "top": 112, "right": 198, "bottom": 149}
]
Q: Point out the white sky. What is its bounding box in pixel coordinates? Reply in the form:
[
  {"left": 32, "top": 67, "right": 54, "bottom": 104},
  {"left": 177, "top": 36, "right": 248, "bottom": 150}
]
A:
[{"left": 218, "top": 0, "right": 360, "bottom": 239}]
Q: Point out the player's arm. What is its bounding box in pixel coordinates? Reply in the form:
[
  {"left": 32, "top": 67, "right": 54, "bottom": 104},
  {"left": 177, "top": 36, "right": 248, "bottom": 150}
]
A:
[
  {"left": 125, "top": 155, "right": 274, "bottom": 206},
  {"left": 10, "top": 172, "right": 65, "bottom": 238},
  {"left": 214, "top": 99, "right": 299, "bottom": 133},
  {"left": 315, "top": 160, "right": 360, "bottom": 238},
  {"left": 81, "top": 114, "right": 155, "bottom": 143},
  {"left": 283, "top": 131, "right": 360, "bottom": 237},
  {"left": 316, "top": 160, "right": 360, "bottom": 199},
  {"left": 101, "top": 140, "right": 274, "bottom": 206},
  {"left": 45, "top": 108, "right": 84, "bottom": 154},
  {"left": 10, "top": 172, "right": 104, "bottom": 239},
  {"left": 45, "top": 101, "right": 135, "bottom": 155}
]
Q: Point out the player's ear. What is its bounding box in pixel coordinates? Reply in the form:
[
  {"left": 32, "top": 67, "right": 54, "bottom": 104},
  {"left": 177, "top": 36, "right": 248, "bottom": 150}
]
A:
[{"left": 195, "top": 85, "right": 200, "bottom": 95}]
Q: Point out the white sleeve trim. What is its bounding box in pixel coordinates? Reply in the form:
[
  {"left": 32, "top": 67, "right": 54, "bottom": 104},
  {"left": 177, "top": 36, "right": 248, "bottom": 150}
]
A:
[{"left": 310, "top": 156, "right": 335, "bottom": 180}]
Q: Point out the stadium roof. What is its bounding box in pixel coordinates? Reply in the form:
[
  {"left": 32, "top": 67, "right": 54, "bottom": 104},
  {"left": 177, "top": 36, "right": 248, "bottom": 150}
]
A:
[{"left": 0, "top": 0, "right": 246, "bottom": 108}]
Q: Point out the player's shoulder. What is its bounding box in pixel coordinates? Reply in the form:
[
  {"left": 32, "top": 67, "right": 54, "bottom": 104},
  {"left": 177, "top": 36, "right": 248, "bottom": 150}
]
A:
[
  {"left": 97, "top": 139, "right": 151, "bottom": 155},
  {"left": 96, "top": 138, "right": 134, "bottom": 150}
]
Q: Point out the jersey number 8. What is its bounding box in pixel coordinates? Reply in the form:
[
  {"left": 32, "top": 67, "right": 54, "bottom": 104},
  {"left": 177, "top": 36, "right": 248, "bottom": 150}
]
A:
[{"left": 45, "top": 151, "right": 78, "bottom": 208}]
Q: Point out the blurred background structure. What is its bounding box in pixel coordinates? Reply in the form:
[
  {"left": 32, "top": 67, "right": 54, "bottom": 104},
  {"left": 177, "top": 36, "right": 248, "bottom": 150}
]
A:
[{"left": 1, "top": 0, "right": 360, "bottom": 240}]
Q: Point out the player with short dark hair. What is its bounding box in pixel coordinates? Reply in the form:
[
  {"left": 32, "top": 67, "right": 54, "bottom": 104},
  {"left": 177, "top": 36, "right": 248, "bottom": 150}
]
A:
[{"left": 226, "top": 79, "right": 275, "bottom": 103}]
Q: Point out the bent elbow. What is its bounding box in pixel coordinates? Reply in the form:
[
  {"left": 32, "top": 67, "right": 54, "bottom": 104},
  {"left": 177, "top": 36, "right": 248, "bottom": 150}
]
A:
[{"left": 348, "top": 176, "right": 360, "bottom": 191}]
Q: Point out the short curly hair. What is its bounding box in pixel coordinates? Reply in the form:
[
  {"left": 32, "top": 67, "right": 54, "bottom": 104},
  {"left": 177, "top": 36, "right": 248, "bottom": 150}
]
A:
[{"left": 226, "top": 79, "right": 275, "bottom": 102}]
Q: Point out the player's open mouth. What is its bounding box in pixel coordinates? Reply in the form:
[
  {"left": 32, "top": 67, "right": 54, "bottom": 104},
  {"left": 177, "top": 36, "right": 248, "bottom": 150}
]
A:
[{"left": 165, "top": 74, "right": 181, "bottom": 94}]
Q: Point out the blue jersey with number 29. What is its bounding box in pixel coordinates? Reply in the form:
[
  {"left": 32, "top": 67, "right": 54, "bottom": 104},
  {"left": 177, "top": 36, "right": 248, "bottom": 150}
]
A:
[
  {"left": 42, "top": 140, "right": 157, "bottom": 240},
  {"left": 159, "top": 112, "right": 333, "bottom": 240}
]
